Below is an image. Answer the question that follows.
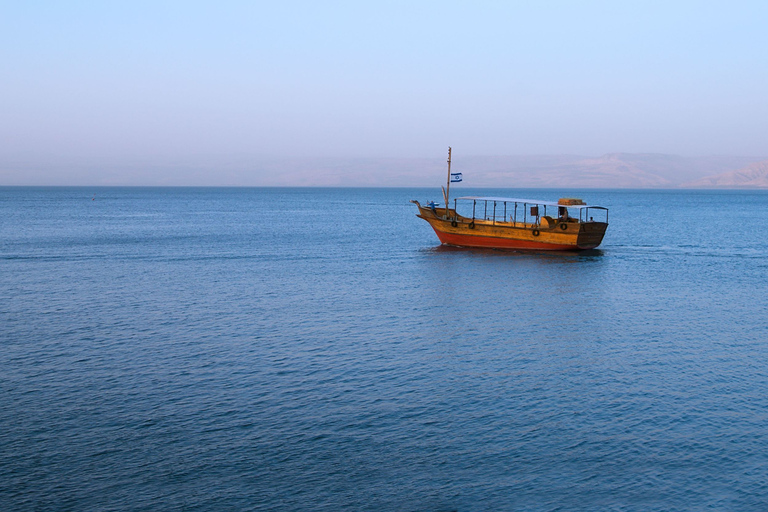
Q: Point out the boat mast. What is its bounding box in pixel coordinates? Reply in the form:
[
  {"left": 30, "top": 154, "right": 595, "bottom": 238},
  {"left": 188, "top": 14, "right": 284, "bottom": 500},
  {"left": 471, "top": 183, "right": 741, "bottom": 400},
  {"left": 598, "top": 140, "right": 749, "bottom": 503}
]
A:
[{"left": 442, "top": 146, "right": 452, "bottom": 219}]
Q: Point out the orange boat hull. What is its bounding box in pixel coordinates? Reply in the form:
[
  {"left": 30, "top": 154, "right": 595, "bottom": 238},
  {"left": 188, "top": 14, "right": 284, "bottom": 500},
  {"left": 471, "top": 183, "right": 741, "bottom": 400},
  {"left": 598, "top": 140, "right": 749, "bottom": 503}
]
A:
[
  {"left": 413, "top": 203, "right": 607, "bottom": 251},
  {"left": 432, "top": 228, "right": 581, "bottom": 250}
]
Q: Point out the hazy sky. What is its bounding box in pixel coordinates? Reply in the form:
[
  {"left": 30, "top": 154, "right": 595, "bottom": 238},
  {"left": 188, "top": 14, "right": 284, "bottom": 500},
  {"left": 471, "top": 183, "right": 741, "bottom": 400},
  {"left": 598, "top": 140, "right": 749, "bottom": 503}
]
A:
[{"left": 2, "top": 1, "right": 768, "bottom": 182}]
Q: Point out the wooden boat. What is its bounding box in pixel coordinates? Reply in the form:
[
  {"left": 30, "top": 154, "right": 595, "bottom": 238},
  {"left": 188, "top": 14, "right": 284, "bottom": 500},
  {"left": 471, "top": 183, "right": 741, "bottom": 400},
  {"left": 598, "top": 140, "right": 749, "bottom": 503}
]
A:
[{"left": 412, "top": 148, "right": 609, "bottom": 251}]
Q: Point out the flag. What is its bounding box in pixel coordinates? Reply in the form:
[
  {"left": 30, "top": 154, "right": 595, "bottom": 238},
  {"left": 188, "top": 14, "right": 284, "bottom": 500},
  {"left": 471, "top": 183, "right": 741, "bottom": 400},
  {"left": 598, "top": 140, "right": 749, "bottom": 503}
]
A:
[{"left": 450, "top": 173, "right": 462, "bottom": 183}]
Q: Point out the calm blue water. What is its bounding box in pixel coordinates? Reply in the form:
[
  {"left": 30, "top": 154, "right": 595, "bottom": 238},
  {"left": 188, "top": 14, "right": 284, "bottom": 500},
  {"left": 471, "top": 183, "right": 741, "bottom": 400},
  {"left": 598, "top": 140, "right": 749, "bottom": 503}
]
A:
[{"left": 2, "top": 187, "right": 768, "bottom": 511}]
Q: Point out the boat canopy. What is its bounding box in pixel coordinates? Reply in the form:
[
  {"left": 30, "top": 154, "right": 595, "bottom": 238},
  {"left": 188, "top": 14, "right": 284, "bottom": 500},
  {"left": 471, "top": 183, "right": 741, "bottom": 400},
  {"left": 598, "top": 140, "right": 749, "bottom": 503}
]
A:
[{"left": 455, "top": 196, "right": 608, "bottom": 210}]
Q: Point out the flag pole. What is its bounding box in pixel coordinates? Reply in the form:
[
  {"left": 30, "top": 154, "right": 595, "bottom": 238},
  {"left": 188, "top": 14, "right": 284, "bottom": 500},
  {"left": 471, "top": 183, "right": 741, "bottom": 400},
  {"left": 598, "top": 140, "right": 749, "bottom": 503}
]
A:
[{"left": 444, "top": 146, "right": 452, "bottom": 219}]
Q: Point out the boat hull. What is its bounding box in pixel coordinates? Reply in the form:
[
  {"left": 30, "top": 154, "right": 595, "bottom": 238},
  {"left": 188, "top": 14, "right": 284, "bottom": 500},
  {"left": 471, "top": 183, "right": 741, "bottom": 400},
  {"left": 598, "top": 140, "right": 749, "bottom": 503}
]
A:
[{"left": 413, "top": 203, "right": 607, "bottom": 251}]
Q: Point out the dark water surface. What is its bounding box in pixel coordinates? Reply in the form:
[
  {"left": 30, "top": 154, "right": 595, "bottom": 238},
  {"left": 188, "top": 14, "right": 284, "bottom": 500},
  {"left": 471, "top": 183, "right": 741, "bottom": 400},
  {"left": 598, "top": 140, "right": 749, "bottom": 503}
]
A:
[{"left": 2, "top": 187, "right": 768, "bottom": 511}]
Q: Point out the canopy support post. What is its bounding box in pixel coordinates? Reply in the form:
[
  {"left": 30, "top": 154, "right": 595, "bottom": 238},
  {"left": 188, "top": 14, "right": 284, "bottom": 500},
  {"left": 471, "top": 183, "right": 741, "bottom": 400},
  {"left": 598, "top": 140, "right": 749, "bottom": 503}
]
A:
[{"left": 442, "top": 147, "right": 452, "bottom": 219}]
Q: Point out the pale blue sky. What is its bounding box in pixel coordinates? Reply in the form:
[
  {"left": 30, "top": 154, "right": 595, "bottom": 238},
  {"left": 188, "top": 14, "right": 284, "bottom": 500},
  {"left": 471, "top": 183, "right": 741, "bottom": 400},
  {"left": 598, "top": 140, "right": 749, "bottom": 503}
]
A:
[{"left": 2, "top": 1, "right": 767, "bottom": 174}]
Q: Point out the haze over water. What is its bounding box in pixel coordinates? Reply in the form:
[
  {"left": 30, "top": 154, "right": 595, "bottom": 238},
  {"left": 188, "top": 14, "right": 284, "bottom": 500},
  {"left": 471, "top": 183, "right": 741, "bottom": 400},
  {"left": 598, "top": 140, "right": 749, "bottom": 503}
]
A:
[
  {"left": 2, "top": 187, "right": 768, "bottom": 510},
  {"left": 3, "top": 2, "right": 768, "bottom": 185}
]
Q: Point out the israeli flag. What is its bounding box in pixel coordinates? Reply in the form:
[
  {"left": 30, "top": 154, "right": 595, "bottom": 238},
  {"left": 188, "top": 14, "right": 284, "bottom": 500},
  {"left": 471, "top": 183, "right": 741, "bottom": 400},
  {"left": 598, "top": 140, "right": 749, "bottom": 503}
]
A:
[{"left": 450, "top": 173, "right": 463, "bottom": 183}]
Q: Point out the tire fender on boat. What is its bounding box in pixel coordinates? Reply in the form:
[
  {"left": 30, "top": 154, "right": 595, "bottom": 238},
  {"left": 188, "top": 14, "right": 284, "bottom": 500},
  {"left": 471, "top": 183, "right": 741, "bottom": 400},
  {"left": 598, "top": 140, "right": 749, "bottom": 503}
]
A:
[
  {"left": 451, "top": 220, "right": 458, "bottom": 227},
  {"left": 560, "top": 223, "right": 568, "bottom": 230},
  {"left": 532, "top": 229, "right": 540, "bottom": 236},
  {"left": 468, "top": 221, "right": 475, "bottom": 229}
]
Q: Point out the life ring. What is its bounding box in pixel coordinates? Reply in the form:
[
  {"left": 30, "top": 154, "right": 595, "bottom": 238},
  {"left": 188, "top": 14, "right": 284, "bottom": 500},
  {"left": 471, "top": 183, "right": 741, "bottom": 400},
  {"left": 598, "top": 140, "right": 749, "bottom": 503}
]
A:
[
  {"left": 468, "top": 221, "right": 475, "bottom": 229},
  {"left": 532, "top": 229, "right": 540, "bottom": 236},
  {"left": 451, "top": 220, "right": 458, "bottom": 227},
  {"left": 560, "top": 223, "right": 568, "bottom": 230}
]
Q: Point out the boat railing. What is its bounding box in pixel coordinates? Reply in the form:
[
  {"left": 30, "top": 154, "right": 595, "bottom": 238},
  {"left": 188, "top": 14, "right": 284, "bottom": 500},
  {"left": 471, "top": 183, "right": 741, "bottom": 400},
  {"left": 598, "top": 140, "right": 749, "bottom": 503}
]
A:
[
  {"left": 445, "top": 198, "right": 608, "bottom": 227},
  {"left": 418, "top": 197, "right": 608, "bottom": 226}
]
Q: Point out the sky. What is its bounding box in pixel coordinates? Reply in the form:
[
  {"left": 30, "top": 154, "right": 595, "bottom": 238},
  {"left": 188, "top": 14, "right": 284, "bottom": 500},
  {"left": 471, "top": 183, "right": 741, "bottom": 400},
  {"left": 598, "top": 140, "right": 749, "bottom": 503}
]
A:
[{"left": 1, "top": 1, "right": 768, "bottom": 184}]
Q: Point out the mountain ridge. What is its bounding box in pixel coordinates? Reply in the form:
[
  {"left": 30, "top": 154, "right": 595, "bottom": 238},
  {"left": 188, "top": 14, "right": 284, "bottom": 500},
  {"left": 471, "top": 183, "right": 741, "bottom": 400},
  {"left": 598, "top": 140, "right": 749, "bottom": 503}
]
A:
[
  {"left": 2, "top": 153, "right": 766, "bottom": 187},
  {"left": 682, "top": 160, "right": 768, "bottom": 188},
  {"left": 260, "top": 153, "right": 764, "bottom": 188}
]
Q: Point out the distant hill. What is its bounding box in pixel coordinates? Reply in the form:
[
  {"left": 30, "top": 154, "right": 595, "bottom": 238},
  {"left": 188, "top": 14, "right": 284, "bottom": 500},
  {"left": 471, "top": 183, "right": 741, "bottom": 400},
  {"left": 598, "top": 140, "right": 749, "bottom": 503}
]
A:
[
  {"left": 682, "top": 160, "right": 768, "bottom": 188},
  {"left": 2, "top": 152, "right": 766, "bottom": 187},
  {"left": 255, "top": 153, "right": 761, "bottom": 188},
  {"left": 462, "top": 153, "right": 678, "bottom": 188}
]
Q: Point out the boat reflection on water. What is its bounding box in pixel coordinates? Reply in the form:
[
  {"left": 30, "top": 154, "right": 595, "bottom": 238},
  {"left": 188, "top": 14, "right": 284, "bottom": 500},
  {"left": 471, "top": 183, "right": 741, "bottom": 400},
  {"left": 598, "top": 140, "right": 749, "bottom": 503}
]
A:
[
  {"left": 423, "top": 244, "right": 606, "bottom": 267},
  {"left": 426, "top": 244, "right": 605, "bottom": 258}
]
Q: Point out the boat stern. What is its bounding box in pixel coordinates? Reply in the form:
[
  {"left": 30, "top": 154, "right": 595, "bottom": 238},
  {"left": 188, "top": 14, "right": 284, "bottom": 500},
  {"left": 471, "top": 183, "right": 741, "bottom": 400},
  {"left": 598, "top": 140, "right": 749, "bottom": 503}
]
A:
[{"left": 577, "top": 222, "right": 608, "bottom": 249}]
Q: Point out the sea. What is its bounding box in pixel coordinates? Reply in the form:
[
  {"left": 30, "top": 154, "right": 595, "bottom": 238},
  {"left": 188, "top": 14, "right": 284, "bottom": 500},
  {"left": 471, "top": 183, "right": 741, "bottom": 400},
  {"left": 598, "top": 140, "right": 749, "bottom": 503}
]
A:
[{"left": 2, "top": 187, "right": 768, "bottom": 511}]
